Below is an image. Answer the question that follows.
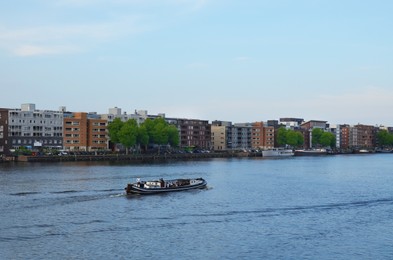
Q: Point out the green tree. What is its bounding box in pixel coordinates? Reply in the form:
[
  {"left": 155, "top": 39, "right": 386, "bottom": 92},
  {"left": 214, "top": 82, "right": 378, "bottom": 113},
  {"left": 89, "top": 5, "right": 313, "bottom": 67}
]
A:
[
  {"left": 320, "top": 132, "right": 336, "bottom": 147},
  {"left": 276, "top": 127, "right": 288, "bottom": 146},
  {"left": 141, "top": 118, "right": 155, "bottom": 144},
  {"left": 107, "top": 118, "right": 124, "bottom": 144},
  {"left": 377, "top": 130, "right": 393, "bottom": 147},
  {"left": 167, "top": 125, "right": 179, "bottom": 147},
  {"left": 108, "top": 117, "right": 179, "bottom": 154},
  {"left": 152, "top": 118, "right": 169, "bottom": 154},
  {"left": 312, "top": 128, "right": 335, "bottom": 148},
  {"left": 276, "top": 127, "right": 304, "bottom": 148},
  {"left": 118, "top": 119, "right": 138, "bottom": 154},
  {"left": 295, "top": 131, "right": 304, "bottom": 147},
  {"left": 311, "top": 128, "right": 324, "bottom": 146},
  {"left": 137, "top": 125, "right": 149, "bottom": 152}
]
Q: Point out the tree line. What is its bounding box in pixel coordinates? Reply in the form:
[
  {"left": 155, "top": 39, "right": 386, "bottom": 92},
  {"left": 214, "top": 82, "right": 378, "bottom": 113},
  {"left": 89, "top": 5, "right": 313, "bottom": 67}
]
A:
[
  {"left": 107, "top": 117, "right": 179, "bottom": 154},
  {"left": 377, "top": 130, "right": 393, "bottom": 147},
  {"left": 276, "top": 127, "right": 335, "bottom": 148}
]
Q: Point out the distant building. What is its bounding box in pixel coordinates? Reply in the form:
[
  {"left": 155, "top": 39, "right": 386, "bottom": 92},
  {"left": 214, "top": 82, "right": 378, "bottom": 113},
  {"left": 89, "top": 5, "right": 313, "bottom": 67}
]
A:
[
  {"left": 334, "top": 124, "right": 350, "bottom": 149},
  {"left": 175, "top": 118, "right": 211, "bottom": 149},
  {"left": 0, "top": 108, "right": 10, "bottom": 155},
  {"left": 279, "top": 118, "right": 304, "bottom": 129},
  {"left": 7, "top": 104, "right": 64, "bottom": 152},
  {"left": 211, "top": 121, "right": 233, "bottom": 150},
  {"left": 349, "top": 124, "right": 375, "bottom": 149},
  {"left": 251, "top": 122, "right": 274, "bottom": 149},
  {"left": 211, "top": 125, "right": 226, "bottom": 150},
  {"left": 300, "top": 120, "right": 329, "bottom": 148},
  {"left": 230, "top": 123, "right": 252, "bottom": 150},
  {"left": 63, "top": 112, "right": 108, "bottom": 151},
  {"left": 266, "top": 120, "right": 280, "bottom": 128},
  {"left": 101, "top": 107, "right": 149, "bottom": 125}
]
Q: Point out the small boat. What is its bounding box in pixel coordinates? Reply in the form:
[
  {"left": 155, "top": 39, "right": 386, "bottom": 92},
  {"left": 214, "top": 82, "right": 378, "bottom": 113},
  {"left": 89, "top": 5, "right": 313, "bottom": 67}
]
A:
[
  {"left": 262, "top": 148, "right": 294, "bottom": 157},
  {"left": 294, "top": 148, "right": 327, "bottom": 156},
  {"left": 125, "top": 177, "right": 207, "bottom": 195}
]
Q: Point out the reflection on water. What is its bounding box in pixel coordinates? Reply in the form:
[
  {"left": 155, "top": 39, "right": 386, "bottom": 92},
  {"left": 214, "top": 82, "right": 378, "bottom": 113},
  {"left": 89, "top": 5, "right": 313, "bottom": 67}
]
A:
[{"left": 1, "top": 155, "right": 393, "bottom": 259}]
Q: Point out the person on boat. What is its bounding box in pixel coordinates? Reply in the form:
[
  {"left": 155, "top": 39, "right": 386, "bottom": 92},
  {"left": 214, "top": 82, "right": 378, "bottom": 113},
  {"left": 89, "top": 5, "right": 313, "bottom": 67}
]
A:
[{"left": 160, "top": 178, "right": 165, "bottom": 188}]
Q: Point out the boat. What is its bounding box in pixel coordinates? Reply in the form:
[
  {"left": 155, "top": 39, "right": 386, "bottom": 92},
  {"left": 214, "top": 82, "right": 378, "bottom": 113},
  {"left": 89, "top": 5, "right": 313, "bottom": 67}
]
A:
[
  {"left": 375, "top": 148, "right": 393, "bottom": 153},
  {"left": 262, "top": 148, "right": 294, "bottom": 157},
  {"left": 294, "top": 148, "right": 327, "bottom": 156},
  {"left": 125, "top": 177, "right": 207, "bottom": 195}
]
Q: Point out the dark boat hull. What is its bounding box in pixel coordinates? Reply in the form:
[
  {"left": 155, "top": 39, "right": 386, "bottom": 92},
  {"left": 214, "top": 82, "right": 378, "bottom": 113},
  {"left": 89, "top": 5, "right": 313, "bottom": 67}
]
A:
[{"left": 125, "top": 178, "right": 207, "bottom": 195}]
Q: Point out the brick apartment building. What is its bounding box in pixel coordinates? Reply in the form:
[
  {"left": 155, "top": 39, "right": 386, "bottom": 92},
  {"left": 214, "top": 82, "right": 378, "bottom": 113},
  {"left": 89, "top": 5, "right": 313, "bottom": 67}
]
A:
[
  {"left": 63, "top": 112, "right": 108, "bottom": 151},
  {"left": 175, "top": 118, "right": 211, "bottom": 149},
  {"left": 350, "top": 124, "right": 375, "bottom": 149},
  {"left": 300, "top": 120, "right": 329, "bottom": 148},
  {"left": 251, "top": 121, "right": 275, "bottom": 149},
  {"left": 0, "top": 108, "right": 10, "bottom": 155}
]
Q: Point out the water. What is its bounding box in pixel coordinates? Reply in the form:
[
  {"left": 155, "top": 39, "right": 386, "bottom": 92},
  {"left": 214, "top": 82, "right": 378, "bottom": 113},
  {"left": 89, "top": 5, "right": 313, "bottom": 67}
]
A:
[{"left": 1, "top": 155, "right": 393, "bottom": 259}]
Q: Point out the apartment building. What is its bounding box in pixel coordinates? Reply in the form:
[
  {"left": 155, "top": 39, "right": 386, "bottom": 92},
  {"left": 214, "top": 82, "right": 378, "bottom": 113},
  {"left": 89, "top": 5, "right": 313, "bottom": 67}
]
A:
[
  {"left": 101, "top": 107, "right": 150, "bottom": 125},
  {"left": 349, "top": 124, "right": 375, "bottom": 149},
  {"left": 211, "top": 125, "right": 226, "bottom": 150},
  {"left": 300, "top": 120, "right": 328, "bottom": 148},
  {"left": 211, "top": 121, "right": 233, "bottom": 150},
  {"left": 335, "top": 124, "right": 350, "bottom": 149},
  {"left": 88, "top": 116, "right": 108, "bottom": 151},
  {"left": 0, "top": 108, "right": 10, "bottom": 155},
  {"left": 230, "top": 123, "right": 252, "bottom": 150},
  {"left": 6, "top": 104, "right": 64, "bottom": 152},
  {"left": 176, "top": 118, "right": 211, "bottom": 149},
  {"left": 63, "top": 112, "right": 108, "bottom": 151},
  {"left": 251, "top": 122, "right": 275, "bottom": 149},
  {"left": 279, "top": 118, "right": 304, "bottom": 129}
]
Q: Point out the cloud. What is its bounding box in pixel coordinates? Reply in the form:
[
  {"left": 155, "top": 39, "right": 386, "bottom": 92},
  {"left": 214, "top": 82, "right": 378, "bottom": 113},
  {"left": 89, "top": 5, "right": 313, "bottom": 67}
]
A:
[
  {"left": 0, "top": 0, "right": 208, "bottom": 57},
  {"left": 0, "top": 17, "right": 147, "bottom": 56},
  {"left": 12, "top": 45, "right": 81, "bottom": 57},
  {"left": 289, "top": 86, "right": 393, "bottom": 124},
  {"left": 318, "top": 86, "right": 393, "bottom": 106}
]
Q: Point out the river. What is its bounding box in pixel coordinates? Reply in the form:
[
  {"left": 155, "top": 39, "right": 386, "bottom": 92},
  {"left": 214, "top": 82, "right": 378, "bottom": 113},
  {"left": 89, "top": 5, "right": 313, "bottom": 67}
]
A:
[{"left": 1, "top": 154, "right": 393, "bottom": 259}]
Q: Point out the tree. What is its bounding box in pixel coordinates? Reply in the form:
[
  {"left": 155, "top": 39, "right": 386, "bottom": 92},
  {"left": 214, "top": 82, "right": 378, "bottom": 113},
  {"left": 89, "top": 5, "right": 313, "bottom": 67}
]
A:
[
  {"left": 107, "top": 118, "right": 124, "bottom": 144},
  {"left": 141, "top": 118, "right": 155, "bottom": 144},
  {"left": 118, "top": 119, "right": 138, "bottom": 154},
  {"left": 167, "top": 125, "right": 179, "bottom": 147},
  {"left": 276, "top": 127, "right": 288, "bottom": 147},
  {"left": 320, "top": 132, "right": 336, "bottom": 148},
  {"left": 377, "top": 130, "right": 393, "bottom": 147},
  {"left": 311, "top": 128, "right": 324, "bottom": 146},
  {"left": 152, "top": 118, "right": 169, "bottom": 145},
  {"left": 108, "top": 117, "right": 179, "bottom": 154},
  {"left": 312, "top": 128, "right": 335, "bottom": 148},
  {"left": 137, "top": 125, "right": 149, "bottom": 152},
  {"left": 276, "top": 127, "right": 304, "bottom": 148}
]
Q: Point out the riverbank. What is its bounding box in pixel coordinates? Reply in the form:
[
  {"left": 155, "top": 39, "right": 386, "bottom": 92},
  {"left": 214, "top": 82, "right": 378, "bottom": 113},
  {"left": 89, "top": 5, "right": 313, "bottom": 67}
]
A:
[
  {"left": 15, "top": 151, "right": 244, "bottom": 163},
  {"left": 3, "top": 149, "right": 391, "bottom": 163}
]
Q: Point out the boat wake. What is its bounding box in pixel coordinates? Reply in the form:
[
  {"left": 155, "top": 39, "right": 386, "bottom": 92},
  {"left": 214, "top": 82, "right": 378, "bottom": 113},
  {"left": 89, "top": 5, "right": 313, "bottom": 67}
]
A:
[
  {"left": 10, "top": 191, "right": 41, "bottom": 196},
  {"left": 7, "top": 188, "right": 127, "bottom": 211},
  {"left": 190, "top": 197, "right": 393, "bottom": 219}
]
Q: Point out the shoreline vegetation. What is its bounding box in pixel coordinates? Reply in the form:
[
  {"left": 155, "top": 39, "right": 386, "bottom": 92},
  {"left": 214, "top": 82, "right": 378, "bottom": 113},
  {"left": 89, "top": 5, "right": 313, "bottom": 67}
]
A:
[{"left": 1, "top": 149, "right": 391, "bottom": 163}]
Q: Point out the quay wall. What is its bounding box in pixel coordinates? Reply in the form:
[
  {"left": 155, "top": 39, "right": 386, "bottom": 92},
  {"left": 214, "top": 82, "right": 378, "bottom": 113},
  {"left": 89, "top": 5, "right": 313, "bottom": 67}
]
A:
[{"left": 17, "top": 152, "right": 242, "bottom": 163}]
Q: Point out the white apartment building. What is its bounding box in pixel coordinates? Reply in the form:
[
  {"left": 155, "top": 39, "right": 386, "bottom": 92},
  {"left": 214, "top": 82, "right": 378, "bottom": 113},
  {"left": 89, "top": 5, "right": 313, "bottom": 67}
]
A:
[{"left": 8, "top": 104, "right": 64, "bottom": 150}]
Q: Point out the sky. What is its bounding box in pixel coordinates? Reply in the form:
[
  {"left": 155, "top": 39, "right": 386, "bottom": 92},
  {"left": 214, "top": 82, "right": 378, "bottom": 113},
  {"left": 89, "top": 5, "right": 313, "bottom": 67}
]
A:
[{"left": 1, "top": 0, "right": 392, "bottom": 126}]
